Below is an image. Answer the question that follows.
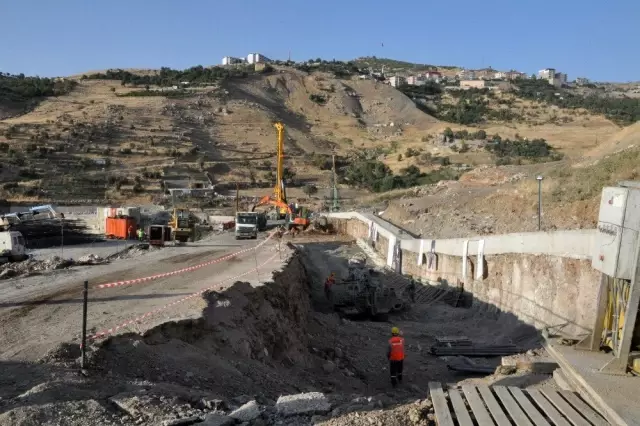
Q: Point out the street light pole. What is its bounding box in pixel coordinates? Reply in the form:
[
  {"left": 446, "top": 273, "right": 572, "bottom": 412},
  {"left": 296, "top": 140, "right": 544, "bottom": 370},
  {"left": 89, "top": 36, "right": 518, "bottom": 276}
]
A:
[{"left": 536, "top": 175, "right": 543, "bottom": 231}]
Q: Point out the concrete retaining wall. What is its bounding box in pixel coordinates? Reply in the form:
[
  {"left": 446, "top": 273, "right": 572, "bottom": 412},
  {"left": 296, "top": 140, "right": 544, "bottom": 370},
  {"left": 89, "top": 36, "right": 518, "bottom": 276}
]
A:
[{"left": 326, "top": 212, "right": 600, "bottom": 336}]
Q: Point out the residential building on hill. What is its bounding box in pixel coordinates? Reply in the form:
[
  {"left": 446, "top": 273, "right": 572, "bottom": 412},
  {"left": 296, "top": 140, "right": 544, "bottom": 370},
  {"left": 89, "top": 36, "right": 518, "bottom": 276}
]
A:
[
  {"left": 388, "top": 76, "right": 406, "bottom": 88},
  {"left": 539, "top": 68, "right": 568, "bottom": 87}
]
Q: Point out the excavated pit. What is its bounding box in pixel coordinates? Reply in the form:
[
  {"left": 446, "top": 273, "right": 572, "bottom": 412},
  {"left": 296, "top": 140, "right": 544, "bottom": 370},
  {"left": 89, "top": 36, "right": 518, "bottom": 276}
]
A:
[
  {"left": 1, "top": 239, "right": 548, "bottom": 425},
  {"left": 86, "top": 240, "right": 542, "bottom": 395}
]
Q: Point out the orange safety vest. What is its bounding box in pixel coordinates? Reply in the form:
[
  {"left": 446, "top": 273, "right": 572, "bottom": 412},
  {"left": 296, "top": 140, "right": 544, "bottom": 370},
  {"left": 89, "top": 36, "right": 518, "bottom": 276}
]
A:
[{"left": 389, "top": 336, "right": 405, "bottom": 361}]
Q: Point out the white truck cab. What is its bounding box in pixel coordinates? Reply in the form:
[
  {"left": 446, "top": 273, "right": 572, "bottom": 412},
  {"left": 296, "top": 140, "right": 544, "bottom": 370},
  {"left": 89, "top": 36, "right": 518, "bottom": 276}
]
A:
[
  {"left": 0, "top": 231, "right": 28, "bottom": 262},
  {"left": 235, "top": 212, "right": 259, "bottom": 240}
]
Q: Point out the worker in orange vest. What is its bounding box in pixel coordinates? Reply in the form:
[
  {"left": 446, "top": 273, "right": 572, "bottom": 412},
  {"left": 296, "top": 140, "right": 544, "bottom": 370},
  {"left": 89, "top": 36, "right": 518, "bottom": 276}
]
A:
[
  {"left": 324, "top": 273, "right": 336, "bottom": 300},
  {"left": 387, "top": 327, "right": 405, "bottom": 387}
]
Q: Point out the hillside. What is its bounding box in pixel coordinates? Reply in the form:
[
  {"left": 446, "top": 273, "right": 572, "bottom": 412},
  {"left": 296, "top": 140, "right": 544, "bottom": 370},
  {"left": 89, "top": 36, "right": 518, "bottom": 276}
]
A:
[{"left": 1, "top": 61, "right": 638, "bottom": 233}]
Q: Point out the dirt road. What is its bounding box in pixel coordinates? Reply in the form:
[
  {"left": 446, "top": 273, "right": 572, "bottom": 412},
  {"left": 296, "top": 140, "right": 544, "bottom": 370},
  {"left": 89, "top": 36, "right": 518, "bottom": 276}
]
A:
[{"left": 0, "top": 231, "right": 287, "bottom": 362}]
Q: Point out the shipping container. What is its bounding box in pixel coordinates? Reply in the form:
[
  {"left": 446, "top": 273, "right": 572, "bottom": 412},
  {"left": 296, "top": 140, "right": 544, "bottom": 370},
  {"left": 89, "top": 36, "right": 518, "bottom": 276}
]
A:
[{"left": 105, "top": 217, "right": 137, "bottom": 239}]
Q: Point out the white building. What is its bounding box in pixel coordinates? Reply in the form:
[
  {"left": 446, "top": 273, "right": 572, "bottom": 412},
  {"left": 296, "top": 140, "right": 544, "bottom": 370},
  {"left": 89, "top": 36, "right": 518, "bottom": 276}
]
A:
[
  {"left": 424, "top": 71, "right": 443, "bottom": 82},
  {"left": 247, "top": 53, "right": 271, "bottom": 64},
  {"left": 539, "top": 68, "right": 567, "bottom": 88},
  {"left": 388, "top": 76, "right": 406, "bottom": 88},
  {"left": 406, "top": 75, "right": 426, "bottom": 86},
  {"left": 457, "top": 69, "right": 476, "bottom": 80},
  {"left": 222, "top": 56, "right": 244, "bottom": 65}
]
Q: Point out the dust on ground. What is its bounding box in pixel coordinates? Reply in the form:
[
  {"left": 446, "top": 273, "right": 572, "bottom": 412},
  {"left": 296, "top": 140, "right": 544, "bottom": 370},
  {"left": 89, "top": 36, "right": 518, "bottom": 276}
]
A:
[{"left": 0, "top": 239, "right": 558, "bottom": 426}]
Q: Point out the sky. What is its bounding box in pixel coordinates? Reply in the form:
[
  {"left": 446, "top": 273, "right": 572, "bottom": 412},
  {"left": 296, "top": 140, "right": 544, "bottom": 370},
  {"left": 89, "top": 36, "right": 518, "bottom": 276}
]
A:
[{"left": 1, "top": 0, "right": 638, "bottom": 82}]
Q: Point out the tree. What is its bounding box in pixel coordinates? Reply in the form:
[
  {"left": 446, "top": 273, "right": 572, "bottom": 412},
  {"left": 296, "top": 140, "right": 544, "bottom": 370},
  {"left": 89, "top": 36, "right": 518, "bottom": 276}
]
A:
[
  {"left": 443, "top": 127, "right": 454, "bottom": 140},
  {"left": 475, "top": 130, "right": 487, "bottom": 140},
  {"left": 283, "top": 167, "right": 296, "bottom": 183},
  {"left": 303, "top": 184, "right": 318, "bottom": 196}
]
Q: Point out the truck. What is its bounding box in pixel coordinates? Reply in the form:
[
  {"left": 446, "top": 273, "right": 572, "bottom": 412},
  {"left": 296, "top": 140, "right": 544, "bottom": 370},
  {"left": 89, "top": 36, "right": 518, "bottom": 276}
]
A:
[
  {"left": 235, "top": 212, "right": 266, "bottom": 240},
  {"left": 0, "top": 231, "right": 28, "bottom": 263}
]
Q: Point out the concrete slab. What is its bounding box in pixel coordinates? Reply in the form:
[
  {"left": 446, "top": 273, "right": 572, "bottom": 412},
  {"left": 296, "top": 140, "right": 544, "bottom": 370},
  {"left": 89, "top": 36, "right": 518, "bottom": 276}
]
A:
[{"left": 545, "top": 337, "right": 640, "bottom": 426}]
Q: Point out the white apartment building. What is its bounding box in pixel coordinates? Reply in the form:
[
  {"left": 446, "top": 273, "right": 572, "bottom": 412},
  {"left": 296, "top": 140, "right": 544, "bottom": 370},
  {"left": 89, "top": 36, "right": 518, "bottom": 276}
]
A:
[
  {"left": 388, "top": 76, "right": 406, "bottom": 88},
  {"left": 247, "top": 53, "right": 272, "bottom": 64},
  {"left": 406, "top": 75, "right": 426, "bottom": 86},
  {"left": 539, "top": 68, "right": 568, "bottom": 87},
  {"left": 222, "top": 56, "right": 244, "bottom": 65}
]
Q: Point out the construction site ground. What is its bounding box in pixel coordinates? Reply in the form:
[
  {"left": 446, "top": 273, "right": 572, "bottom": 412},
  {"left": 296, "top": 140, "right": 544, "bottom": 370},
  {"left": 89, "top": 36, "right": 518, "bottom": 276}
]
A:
[{"left": 0, "top": 231, "right": 580, "bottom": 426}]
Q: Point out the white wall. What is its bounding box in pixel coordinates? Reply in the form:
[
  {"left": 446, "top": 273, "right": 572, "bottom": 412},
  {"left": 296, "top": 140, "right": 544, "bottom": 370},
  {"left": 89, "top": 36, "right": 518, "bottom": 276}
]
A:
[{"left": 326, "top": 212, "right": 595, "bottom": 261}]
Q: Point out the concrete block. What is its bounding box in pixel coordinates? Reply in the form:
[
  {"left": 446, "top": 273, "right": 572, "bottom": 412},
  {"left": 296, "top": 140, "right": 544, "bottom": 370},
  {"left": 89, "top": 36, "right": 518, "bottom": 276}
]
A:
[
  {"left": 229, "top": 400, "right": 261, "bottom": 422},
  {"left": 200, "top": 413, "right": 234, "bottom": 426},
  {"left": 553, "top": 369, "right": 575, "bottom": 391},
  {"left": 275, "top": 392, "right": 332, "bottom": 416},
  {"left": 162, "top": 416, "right": 202, "bottom": 426},
  {"left": 501, "top": 357, "right": 559, "bottom": 374}
]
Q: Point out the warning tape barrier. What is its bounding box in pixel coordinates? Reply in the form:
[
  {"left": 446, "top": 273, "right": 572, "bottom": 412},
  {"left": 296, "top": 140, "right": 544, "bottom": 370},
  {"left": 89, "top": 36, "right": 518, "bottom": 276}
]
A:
[
  {"left": 96, "top": 231, "right": 276, "bottom": 290},
  {"left": 88, "top": 251, "right": 282, "bottom": 341}
]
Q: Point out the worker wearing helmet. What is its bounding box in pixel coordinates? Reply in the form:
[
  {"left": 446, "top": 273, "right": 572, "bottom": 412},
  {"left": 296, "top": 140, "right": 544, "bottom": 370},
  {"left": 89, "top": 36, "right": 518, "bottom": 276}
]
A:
[
  {"left": 324, "top": 272, "right": 336, "bottom": 300},
  {"left": 387, "top": 326, "right": 405, "bottom": 387}
]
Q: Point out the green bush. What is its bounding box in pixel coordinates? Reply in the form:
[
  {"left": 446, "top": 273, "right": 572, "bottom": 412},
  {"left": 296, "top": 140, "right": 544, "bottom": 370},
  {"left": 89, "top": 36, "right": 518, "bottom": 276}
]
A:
[
  {"left": 485, "top": 137, "right": 553, "bottom": 158},
  {"left": 117, "top": 90, "right": 193, "bottom": 98},
  {"left": 0, "top": 73, "right": 77, "bottom": 102},
  {"left": 309, "top": 94, "right": 327, "bottom": 105},
  {"left": 342, "top": 159, "right": 459, "bottom": 192},
  {"left": 86, "top": 65, "right": 254, "bottom": 87},
  {"left": 514, "top": 79, "right": 640, "bottom": 125}
]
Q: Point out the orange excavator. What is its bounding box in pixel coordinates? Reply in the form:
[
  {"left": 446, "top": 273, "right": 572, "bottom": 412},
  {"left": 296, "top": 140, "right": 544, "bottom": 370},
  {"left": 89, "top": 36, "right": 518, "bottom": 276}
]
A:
[
  {"left": 251, "top": 121, "right": 311, "bottom": 229},
  {"left": 251, "top": 198, "right": 310, "bottom": 230}
]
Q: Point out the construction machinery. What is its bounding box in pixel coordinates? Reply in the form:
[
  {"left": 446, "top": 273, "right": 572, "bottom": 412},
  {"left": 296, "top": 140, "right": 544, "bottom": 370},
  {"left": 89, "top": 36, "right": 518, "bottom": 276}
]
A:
[
  {"left": 328, "top": 257, "right": 405, "bottom": 319},
  {"left": 167, "top": 189, "right": 200, "bottom": 243},
  {"left": 253, "top": 122, "right": 297, "bottom": 220},
  {"left": 251, "top": 199, "right": 309, "bottom": 230},
  {"left": 168, "top": 208, "right": 197, "bottom": 243}
]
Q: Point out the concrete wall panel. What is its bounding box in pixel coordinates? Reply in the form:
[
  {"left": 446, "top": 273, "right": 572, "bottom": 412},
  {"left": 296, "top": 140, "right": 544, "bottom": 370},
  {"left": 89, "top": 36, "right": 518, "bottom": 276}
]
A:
[{"left": 327, "top": 213, "right": 600, "bottom": 336}]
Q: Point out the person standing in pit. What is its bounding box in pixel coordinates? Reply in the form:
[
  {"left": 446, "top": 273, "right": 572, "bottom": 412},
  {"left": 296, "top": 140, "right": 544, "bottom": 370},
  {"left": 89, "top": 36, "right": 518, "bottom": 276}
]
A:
[
  {"left": 324, "top": 272, "right": 336, "bottom": 300},
  {"left": 387, "top": 326, "right": 405, "bottom": 387}
]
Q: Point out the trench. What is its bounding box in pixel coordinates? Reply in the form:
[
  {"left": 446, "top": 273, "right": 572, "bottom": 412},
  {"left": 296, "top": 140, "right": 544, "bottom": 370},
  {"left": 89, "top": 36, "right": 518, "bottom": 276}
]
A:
[{"left": 73, "top": 240, "right": 543, "bottom": 401}]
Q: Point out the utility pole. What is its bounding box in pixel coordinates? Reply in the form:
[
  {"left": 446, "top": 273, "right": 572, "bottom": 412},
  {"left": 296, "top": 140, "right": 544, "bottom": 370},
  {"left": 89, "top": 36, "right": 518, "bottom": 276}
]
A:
[
  {"left": 235, "top": 182, "right": 240, "bottom": 214},
  {"left": 331, "top": 153, "right": 340, "bottom": 212}
]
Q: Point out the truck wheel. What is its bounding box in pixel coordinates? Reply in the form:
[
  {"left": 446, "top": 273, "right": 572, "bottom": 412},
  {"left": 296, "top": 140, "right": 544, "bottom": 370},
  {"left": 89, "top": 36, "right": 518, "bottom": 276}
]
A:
[{"left": 252, "top": 235, "right": 257, "bottom": 239}]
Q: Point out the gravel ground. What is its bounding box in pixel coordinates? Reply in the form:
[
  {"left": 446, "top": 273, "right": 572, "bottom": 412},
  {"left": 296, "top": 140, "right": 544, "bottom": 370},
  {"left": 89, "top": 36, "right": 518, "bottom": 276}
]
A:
[
  {"left": 27, "top": 239, "right": 130, "bottom": 261},
  {"left": 0, "top": 230, "right": 286, "bottom": 361}
]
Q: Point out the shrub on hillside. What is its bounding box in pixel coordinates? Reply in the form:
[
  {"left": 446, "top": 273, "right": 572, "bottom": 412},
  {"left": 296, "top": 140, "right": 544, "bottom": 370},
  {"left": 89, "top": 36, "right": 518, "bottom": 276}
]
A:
[
  {"left": 484, "top": 137, "right": 553, "bottom": 158},
  {"left": 85, "top": 65, "right": 253, "bottom": 87},
  {"left": 309, "top": 94, "right": 327, "bottom": 105},
  {"left": 514, "top": 79, "right": 640, "bottom": 125},
  {"left": 0, "top": 73, "right": 77, "bottom": 102}
]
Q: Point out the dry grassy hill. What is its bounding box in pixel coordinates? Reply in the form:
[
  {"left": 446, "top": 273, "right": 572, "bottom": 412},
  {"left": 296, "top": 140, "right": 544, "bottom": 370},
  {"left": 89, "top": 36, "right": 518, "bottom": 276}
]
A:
[{"left": 1, "top": 63, "right": 638, "bottom": 234}]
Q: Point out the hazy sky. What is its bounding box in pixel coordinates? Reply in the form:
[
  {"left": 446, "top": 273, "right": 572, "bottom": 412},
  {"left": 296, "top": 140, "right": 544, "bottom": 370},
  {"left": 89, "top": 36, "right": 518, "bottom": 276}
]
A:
[{"left": 1, "top": 0, "right": 638, "bottom": 82}]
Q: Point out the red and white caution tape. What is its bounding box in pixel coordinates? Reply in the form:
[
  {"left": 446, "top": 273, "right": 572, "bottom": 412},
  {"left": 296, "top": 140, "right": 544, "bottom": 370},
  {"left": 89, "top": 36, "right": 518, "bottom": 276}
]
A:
[
  {"left": 88, "top": 251, "right": 281, "bottom": 341},
  {"left": 96, "top": 231, "right": 276, "bottom": 290}
]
